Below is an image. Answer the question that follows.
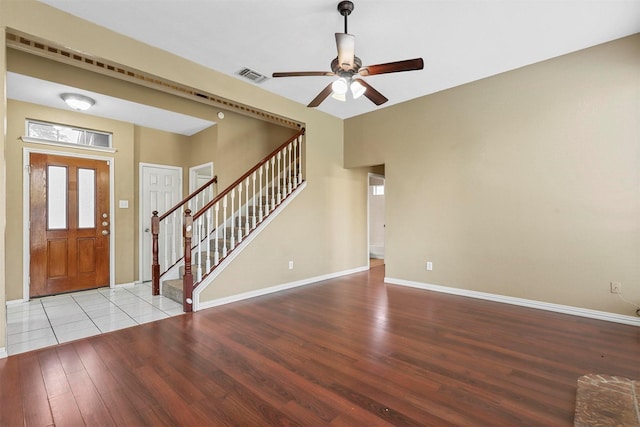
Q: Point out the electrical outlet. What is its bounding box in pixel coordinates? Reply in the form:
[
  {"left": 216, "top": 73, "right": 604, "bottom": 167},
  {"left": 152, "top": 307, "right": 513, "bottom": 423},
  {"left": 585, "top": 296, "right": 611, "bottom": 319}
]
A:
[
  {"left": 288, "top": 261, "right": 294, "bottom": 270},
  {"left": 426, "top": 261, "right": 433, "bottom": 271},
  {"left": 610, "top": 282, "right": 622, "bottom": 294}
]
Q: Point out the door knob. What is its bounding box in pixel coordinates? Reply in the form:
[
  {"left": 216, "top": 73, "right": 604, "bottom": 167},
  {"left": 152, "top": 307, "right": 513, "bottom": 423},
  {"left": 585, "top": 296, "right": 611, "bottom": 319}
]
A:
[{"left": 102, "top": 230, "right": 109, "bottom": 235}]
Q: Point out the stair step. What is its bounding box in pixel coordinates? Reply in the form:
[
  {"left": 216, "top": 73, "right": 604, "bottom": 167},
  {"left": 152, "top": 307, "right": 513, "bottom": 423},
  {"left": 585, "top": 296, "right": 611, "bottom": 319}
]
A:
[{"left": 162, "top": 279, "right": 183, "bottom": 305}]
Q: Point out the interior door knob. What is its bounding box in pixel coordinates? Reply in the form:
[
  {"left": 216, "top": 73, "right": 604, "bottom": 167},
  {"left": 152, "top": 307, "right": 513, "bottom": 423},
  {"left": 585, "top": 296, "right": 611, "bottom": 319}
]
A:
[{"left": 102, "top": 230, "right": 109, "bottom": 235}]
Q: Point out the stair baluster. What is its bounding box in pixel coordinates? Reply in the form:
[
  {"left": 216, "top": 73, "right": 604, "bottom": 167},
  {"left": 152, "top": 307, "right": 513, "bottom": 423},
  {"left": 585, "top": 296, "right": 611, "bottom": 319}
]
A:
[
  {"left": 206, "top": 209, "right": 212, "bottom": 271},
  {"left": 230, "top": 189, "right": 236, "bottom": 249},
  {"left": 277, "top": 151, "right": 282, "bottom": 204},
  {"left": 222, "top": 195, "right": 228, "bottom": 258},
  {"left": 152, "top": 128, "right": 305, "bottom": 310},
  {"left": 294, "top": 138, "right": 299, "bottom": 186},
  {"left": 244, "top": 177, "right": 250, "bottom": 237},
  {"left": 214, "top": 201, "right": 220, "bottom": 265},
  {"left": 252, "top": 171, "right": 257, "bottom": 229},
  {"left": 237, "top": 184, "right": 243, "bottom": 243},
  {"left": 258, "top": 168, "right": 264, "bottom": 222}
]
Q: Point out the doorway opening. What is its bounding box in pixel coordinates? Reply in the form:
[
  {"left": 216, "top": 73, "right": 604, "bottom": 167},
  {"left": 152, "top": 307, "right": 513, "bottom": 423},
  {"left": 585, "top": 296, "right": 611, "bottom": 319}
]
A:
[{"left": 368, "top": 172, "right": 385, "bottom": 269}]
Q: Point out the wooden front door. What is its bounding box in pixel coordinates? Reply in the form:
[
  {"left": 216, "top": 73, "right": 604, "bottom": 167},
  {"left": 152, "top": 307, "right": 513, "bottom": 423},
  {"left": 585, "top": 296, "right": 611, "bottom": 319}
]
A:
[{"left": 30, "top": 153, "right": 110, "bottom": 297}]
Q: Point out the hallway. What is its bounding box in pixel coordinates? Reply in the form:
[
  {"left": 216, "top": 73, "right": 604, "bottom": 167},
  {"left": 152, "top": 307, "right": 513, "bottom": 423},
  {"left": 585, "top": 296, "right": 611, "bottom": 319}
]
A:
[{"left": 6, "top": 282, "right": 183, "bottom": 355}]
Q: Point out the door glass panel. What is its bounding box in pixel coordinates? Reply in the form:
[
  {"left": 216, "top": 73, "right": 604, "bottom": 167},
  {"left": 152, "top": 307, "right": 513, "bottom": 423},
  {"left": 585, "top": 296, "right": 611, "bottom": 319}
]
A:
[
  {"left": 47, "top": 165, "right": 67, "bottom": 229},
  {"left": 78, "top": 168, "right": 96, "bottom": 228}
]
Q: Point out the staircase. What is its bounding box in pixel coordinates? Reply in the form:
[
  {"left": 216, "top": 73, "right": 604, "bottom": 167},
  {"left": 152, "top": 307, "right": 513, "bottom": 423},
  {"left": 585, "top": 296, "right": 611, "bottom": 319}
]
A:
[
  {"left": 151, "top": 128, "right": 306, "bottom": 311},
  {"left": 161, "top": 211, "right": 265, "bottom": 303}
]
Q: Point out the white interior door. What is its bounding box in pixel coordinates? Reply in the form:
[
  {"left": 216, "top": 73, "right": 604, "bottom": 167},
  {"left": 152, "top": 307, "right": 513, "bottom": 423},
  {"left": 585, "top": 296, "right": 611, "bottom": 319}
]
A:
[{"left": 140, "top": 164, "right": 182, "bottom": 282}]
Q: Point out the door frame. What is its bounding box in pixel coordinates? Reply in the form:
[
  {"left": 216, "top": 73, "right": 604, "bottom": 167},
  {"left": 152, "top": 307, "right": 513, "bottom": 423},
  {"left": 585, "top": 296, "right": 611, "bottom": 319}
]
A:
[
  {"left": 138, "top": 162, "right": 183, "bottom": 283},
  {"left": 22, "top": 147, "right": 116, "bottom": 301},
  {"left": 188, "top": 162, "right": 214, "bottom": 194},
  {"left": 367, "top": 173, "right": 385, "bottom": 268}
]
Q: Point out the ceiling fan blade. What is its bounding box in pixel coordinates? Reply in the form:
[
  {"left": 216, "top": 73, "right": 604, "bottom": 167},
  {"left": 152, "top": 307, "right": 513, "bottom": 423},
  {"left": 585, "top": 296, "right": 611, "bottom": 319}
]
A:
[
  {"left": 307, "top": 83, "right": 335, "bottom": 108},
  {"left": 272, "top": 71, "right": 335, "bottom": 78},
  {"left": 335, "top": 33, "right": 356, "bottom": 70},
  {"left": 354, "top": 79, "right": 388, "bottom": 106},
  {"left": 358, "top": 58, "right": 424, "bottom": 76}
]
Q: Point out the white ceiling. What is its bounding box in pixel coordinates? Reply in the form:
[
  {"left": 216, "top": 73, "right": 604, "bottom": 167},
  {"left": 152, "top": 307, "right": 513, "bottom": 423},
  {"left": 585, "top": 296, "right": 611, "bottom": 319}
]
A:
[
  {"left": 7, "top": 73, "right": 216, "bottom": 135},
  {"left": 27, "top": 1, "right": 640, "bottom": 120}
]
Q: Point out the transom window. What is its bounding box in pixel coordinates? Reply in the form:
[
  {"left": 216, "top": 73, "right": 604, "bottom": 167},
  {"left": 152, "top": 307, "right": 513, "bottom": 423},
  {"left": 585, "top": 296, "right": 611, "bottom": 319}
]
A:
[{"left": 26, "top": 119, "right": 112, "bottom": 149}]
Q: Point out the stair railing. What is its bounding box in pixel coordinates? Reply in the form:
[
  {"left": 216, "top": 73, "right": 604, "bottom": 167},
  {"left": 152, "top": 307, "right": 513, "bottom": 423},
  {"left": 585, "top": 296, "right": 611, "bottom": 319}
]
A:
[
  {"left": 151, "top": 128, "right": 305, "bottom": 308},
  {"left": 181, "top": 127, "right": 305, "bottom": 311},
  {"left": 151, "top": 176, "right": 217, "bottom": 295}
]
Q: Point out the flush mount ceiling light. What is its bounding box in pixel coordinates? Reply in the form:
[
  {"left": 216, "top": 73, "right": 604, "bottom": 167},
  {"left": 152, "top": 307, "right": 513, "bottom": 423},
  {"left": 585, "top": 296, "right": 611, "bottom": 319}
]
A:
[{"left": 61, "top": 93, "right": 95, "bottom": 111}]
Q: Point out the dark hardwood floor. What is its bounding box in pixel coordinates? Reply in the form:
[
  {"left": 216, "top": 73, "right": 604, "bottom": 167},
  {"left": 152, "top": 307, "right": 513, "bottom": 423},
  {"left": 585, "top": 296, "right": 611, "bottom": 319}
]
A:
[{"left": 2, "top": 266, "right": 639, "bottom": 426}]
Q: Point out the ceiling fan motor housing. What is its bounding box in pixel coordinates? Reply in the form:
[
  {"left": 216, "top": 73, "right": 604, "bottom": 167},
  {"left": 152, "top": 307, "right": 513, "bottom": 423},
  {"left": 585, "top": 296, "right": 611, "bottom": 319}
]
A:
[{"left": 331, "top": 56, "right": 362, "bottom": 74}]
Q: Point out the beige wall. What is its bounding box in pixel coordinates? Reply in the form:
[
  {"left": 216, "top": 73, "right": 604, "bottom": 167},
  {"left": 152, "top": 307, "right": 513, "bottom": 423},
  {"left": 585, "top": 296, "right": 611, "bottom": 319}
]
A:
[
  {"left": 345, "top": 34, "right": 640, "bottom": 316},
  {"left": 199, "top": 116, "right": 370, "bottom": 301},
  {"left": 216, "top": 110, "right": 298, "bottom": 189},
  {"left": 0, "top": 23, "right": 7, "bottom": 350},
  {"left": 1, "top": 0, "right": 369, "bottom": 348}
]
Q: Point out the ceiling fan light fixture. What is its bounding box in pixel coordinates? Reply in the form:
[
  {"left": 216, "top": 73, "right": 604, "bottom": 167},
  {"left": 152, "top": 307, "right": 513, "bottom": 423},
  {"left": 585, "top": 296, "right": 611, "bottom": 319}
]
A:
[
  {"left": 350, "top": 80, "right": 366, "bottom": 99},
  {"left": 61, "top": 93, "right": 95, "bottom": 111},
  {"left": 331, "top": 77, "right": 348, "bottom": 95},
  {"left": 271, "top": 1, "right": 423, "bottom": 108}
]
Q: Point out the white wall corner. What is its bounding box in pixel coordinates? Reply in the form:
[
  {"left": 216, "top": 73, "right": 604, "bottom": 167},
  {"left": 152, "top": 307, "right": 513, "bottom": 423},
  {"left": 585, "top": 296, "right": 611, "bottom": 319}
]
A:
[
  {"left": 385, "top": 277, "right": 640, "bottom": 327},
  {"left": 0, "top": 347, "right": 7, "bottom": 359}
]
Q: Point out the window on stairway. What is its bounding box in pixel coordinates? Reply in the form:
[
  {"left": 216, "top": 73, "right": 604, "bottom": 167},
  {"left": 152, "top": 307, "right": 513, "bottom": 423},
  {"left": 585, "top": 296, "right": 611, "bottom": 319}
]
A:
[
  {"left": 372, "top": 185, "right": 384, "bottom": 196},
  {"left": 25, "top": 119, "right": 112, "bottom": 149}
]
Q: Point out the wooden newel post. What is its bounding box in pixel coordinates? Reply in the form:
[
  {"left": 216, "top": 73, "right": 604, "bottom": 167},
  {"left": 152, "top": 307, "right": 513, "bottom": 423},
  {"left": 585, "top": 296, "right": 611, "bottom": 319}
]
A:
[
  {"left": 183, "top": 209, "right": 194, "bottom": 312},
  {"left": 151, "top": 211, "right": 160, "bottom": 295}
]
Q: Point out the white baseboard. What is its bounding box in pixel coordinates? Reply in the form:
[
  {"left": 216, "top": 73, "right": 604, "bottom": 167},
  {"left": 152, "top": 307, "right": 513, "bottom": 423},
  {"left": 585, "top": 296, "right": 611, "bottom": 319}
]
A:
[
  {"left": 196, "top": 266, "right": 369, "bottom": 311},
  {"left": 6, "top": 299, "right": 27, "bottom": 306},
  {"left": 0, "top": 347, "right": 7, "bottom": 359},
  {"left": 385, "top": 277, "right": 640, "bottom": 327}
]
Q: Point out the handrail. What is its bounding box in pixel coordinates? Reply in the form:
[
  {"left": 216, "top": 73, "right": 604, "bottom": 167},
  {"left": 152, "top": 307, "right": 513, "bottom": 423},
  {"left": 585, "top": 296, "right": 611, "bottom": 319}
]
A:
[
  {"left": 151, "top": 126, "right": 306, "bottom": 310},
  {"left": 194, "top": 127, "right": 304, "bottom": 221},
  {"left": 152, "top": 175, "right": 218, "bottom": 294},
  {"left": 158, "top": 175, "right": 218, "bottom": 222}
]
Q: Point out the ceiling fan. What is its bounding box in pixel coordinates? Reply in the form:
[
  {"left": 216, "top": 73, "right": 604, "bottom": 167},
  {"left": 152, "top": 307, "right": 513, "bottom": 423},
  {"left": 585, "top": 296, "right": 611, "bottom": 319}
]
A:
[{"left": 272, "top": 1, "right": 424, "bottom": 108}]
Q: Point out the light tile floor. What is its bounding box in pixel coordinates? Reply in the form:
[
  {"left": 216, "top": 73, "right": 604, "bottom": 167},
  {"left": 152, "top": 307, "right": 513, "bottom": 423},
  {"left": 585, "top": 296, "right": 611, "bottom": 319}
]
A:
[{"left": 6, "top": 282, "right": 184, "bottom": 356}]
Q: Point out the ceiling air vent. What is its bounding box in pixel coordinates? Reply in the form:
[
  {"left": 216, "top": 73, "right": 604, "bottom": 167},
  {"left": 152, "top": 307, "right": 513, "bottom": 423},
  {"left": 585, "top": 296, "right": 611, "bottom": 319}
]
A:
[{"left": 237, "top": 67, "right": 268, "bottom": 84}]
